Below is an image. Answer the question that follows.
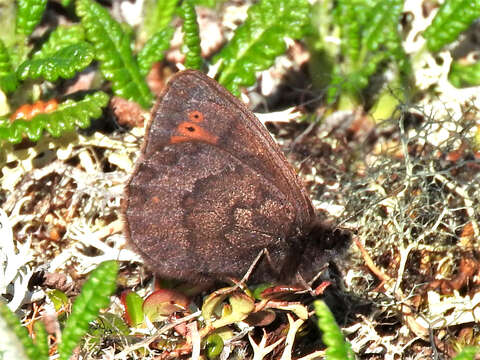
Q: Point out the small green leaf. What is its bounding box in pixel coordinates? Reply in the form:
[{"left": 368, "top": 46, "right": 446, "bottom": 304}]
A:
[
  {"left": 88, "top": 313, "right": 130, "bottom": 347},
  {"left": 362, "top": 0, "right": 403, "bottom": 53},
  {"left": 202, "top": 290, "right": 255, "bottom": 329},
  {"left": 32, "top": 25, "right": 86, "bottom": 59},
  {"left": 76, "top": 0, "right": 153, "bottom": 108},
  {"left": 449, "top": 60, "right": 480, "bottom": 88},
  {"left": 453, "top": 347, "right": 480, "bottom": 360},
  {"left": 314, "top": 300, "right": 355, "bottom": 360},
  {"left": 47, "top": 290, "right": 69, "bottom": 312},
  {"left": 0, "top": 91, "right": 109, "bottom": 143},
  {"left": 95, "top": 313, "right": 130, "bottom": 336},
  {"left": 57, "top": 261, "right": 118, "bottom": 360},
  {"left": 33, "top": 321, "right": 49, "bottom": 360},
  {"left": 214, "top": 0, "right": 311, "bottom": 96},
  {"left": 143, "top": 289, "right": 190, "bottom": 323},
  {"left": 334, "top": 0, "right": 367, "bottom": 64},
  {"left": 0, "top": 39, "right": 17, "bottom": 93},
  {"left": 121, "top": 291, "right": 144, "bottom": 326},
  {"left": 424, "top": 0, "right": 480, "bottom": 52},
  {"left": 137, "top": 26, "right": 174, "bottom": 76},
  {"left": 0, "top": 301, "right": 46, "bottom": 360},
  {"left": 142, "top": 0, "right": 179, "bottom": 40},
  {"left": 251, "top": 283, "right": 273, "bottom": 300},
  {"left": 327, "top": 0, "right": 407, "bottom": 104},
  {"left": 205, "top": 334, "right": 224, "bottom": 359},
  {"left": 179, "top": 0, "right": 202, "bottom": 70},
  {"left": 190, "top": 0, "right": 226, "bottom": 7},
  {"left": 17, "top": 42, "right": 94, "bottom": 81},
  {"left": 16, "top": 0, "right": 47, "bottom": 35}
]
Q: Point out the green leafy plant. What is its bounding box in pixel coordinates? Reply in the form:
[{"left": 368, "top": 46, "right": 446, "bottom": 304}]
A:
[
  {"left": 16, "top": 0, "right": 47, "bottom": 36},
  {"left": 0, "top": 301, "right": 47, "bottom": 360},
  {"left": 205, "top": 334, "right": 224, "bottom": 359},
  {"left": 314, "top": 300, "right": 355, "bottom": 360},
  {"left": 84, "top": 313, "right": 130, "bottom": 353},
  {"left": 121, "top": 291, "right": 144, "bottom": 326},
  {"left": 0, "top": 3, "right": 106, "bottom": 144},
  {"left": 0, "top": 0, "right": 314, "bottom": 143},
  {"left": 309, "top": 0, "right": 409, "bottom": 116},
  {"left": 213, "top": 0, "right": 311, "bottom": 96},
  {"left": 424, "top": 0, "right": 480, "bottom": 89},
  {"left": 137, "top": 27, "right": 175, "bottom": 76},
  {"left": 453, "top": 347, "right": 480, "bottom": 360},
  {"left": 144, "top": 0, "right": 313, "bottom": 96},
  {"left": 423, "top": 0, "right": 480, "bottom": 53},
  {"left": 0, "top": 261, "right": 118, "bottom": 360},
  {"left": 179, "top": 0, "right": 202, "bottom": 70},
  {"left": 449, "top": 60, "right": 480, "bottom": 88},
  {"left": 76, "top": 0, "right": 153, "bottom": 108},
  {"left": 308, "top": 0, "right": 480, "bottom": 119},
  {"left": 0, "top": 39, "right": 17, "bottom": 94},
  {"left": 140, "top": 0, "right": 179, "bottom": 41},
  {"left": 57, "top": 261, "right": 118, "bottom": 360},
  {"left": 313, "top": 295, "right": 480, "bottom": 359},
  {"left": 0, "top": 92, "right": 109, "bottom": 143},
  {"left": 17, "top": 43, "right": 94, "bottom": 82},
  {"left": 190, "top": 0, "right": 226, "bottom": 8},
  {"left": 11, "top": 10, "right": 94, "bottom": 88}
]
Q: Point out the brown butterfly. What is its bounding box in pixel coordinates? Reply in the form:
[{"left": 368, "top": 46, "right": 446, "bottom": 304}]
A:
[{"left": 123, "top": 70, "right": 341, "bottom": 284}]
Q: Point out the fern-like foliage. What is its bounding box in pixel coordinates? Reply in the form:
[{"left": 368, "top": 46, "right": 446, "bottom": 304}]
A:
[
  {"left": 423, "top": 0, "right": 480, "bottom": 53},
  {"left": 453, "top": 347, "right": 480, "bottom": 360},
  {"left": 16, "top": 0, "right": 47, "bottom": 36},
  {"left": 0, "top": 302, "right": 47, "bottom": 360},
  {"left": 57, "top": 261, "right": 118, "bottom": 360},
  {"left": 214, "top": 0, "right": 310, "bottom": 96},
  {"left": 137, "top": 26, "right": 174, "bottom": 76},
  {"left": 191, "top": 0, "right": 226, "bottom": 7},
  {"left": 0, "top": 39, "right": 17, "bottom": 93},
  {"left": 142, "top": 0, "right": 179, "bottom": 40},
  {"left": 449, "top": 61, "right": 480, "bottom": 88},
  {"left": 32, "top": 25, "right": 86, "bottom": 60},
  {"left": 61, "top": 0, "right": 73, "bottom": 8},
  {"left": 76, "top": 0, "right": 153, "bottom": 108},
  {"left": 364, "top": 0, "right": 407, "bottom": 72},
  {"left": 17, "top": 42, "right": 94, "bottom": 82},
  {"left": 314, "top": 301, "right": 355, "bottom": 360},
  {"left": 32, "top": 322, "right": 49, "bottom": 360},
  {"left": 328, "top": 0, "right": 406, "bottom": 103},
  {"left": 334, "top": 1, "right": 364, "bottom": 67},
  {"left": 0, "top": 91, "right": 109, "bottom": 143},
  {"left": 179, "top": 0, "right": 202, "bottom": 70}
]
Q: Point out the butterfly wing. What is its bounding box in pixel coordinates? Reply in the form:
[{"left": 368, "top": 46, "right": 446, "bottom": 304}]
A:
[{"left": 123, "top": 70, "right": 315, "bottom": 282}]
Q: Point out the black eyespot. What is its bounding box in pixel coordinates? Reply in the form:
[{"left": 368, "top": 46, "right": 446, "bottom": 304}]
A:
[
  {"left": 188, "top": 110, "right": 204, "bottom": 122},
  {"left": 186, "top": 126, "right": 195, "bottom": 132}
]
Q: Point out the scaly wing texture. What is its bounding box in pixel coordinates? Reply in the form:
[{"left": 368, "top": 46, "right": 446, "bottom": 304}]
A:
[{"left": 124, "top": 70, "right": 315, "bottom": 282}]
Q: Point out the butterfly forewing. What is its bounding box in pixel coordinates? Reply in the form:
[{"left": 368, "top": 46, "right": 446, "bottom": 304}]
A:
[{"left": 123, "top": 70, "right": 315, "bottom": 282}]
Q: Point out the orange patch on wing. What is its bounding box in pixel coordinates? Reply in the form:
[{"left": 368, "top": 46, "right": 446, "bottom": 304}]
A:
[
  {"left": 188, "top": 110, "right": 204, "bottom": 123},
  {"left": 152, "top": 196, "right": 160, "bottom": 204},
  {"left": 170, "top": 121, "right": 218, "bottom": 145}
]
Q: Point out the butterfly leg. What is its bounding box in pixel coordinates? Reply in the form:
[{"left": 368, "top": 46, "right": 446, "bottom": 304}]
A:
[{"left": 218, "top": 249, "right": 268, "bottom": 295}]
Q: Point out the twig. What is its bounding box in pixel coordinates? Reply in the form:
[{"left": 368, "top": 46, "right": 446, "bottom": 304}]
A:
[
  {"left": 249, "top": 330, "right": 284, "bottom": 360},
  {"left": 187, "top": 321, "right": 200, "bottom": 360},
  {"left": 280, "top": 314, "right": 305, "bottom": 360},
  {"left": 353, "top": 237, "right": 391, "bottom": 284},
  {"left": 113, "top": 311, "right": 201, "bottom": 359}
]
